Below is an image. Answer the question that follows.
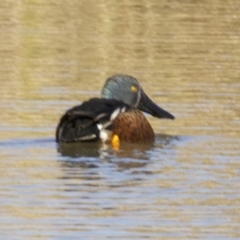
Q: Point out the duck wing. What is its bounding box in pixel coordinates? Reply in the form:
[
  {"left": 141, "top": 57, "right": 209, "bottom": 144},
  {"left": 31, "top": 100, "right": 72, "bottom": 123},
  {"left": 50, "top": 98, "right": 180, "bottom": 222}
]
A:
[{"left": 56, "top": 98, "right": 129, "bottom": 143}]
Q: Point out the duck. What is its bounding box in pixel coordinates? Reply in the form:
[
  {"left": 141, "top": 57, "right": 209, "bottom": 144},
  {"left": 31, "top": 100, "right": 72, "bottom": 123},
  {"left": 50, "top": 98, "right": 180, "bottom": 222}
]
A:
[{"left": 56, "top": 74, "right": 174, "bottom": 146}]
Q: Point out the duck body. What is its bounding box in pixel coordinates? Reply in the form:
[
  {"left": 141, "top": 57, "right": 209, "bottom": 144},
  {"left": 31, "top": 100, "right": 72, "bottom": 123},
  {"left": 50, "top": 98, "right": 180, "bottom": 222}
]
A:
[{"left": 56, "top": 75, "right": 174, "bottom": 144}]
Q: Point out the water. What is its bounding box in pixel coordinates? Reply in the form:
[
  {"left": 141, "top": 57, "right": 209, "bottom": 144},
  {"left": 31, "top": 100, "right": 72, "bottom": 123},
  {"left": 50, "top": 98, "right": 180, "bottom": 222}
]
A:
[{"left": 0, "top": 0, "right": 240, "bottom": 239}]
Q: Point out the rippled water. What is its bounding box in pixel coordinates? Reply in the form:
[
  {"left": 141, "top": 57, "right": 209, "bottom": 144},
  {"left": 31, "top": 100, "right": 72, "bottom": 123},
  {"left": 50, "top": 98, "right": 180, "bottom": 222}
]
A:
[{"left": 1, "top": 0, "right": 240, "bottom": 239}]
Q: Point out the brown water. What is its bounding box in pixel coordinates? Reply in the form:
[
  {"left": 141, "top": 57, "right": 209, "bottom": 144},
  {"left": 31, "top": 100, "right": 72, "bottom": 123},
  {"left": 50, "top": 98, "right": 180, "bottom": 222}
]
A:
[{"left": 1, "top": 0, "right": 240, "bottom": 239}]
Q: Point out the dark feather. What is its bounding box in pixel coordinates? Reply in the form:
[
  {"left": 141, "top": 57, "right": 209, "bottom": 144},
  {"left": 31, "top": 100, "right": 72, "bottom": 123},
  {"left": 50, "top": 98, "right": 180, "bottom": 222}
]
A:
[{"left": 56, "top": 98, "right": 130, "bottom": 143}]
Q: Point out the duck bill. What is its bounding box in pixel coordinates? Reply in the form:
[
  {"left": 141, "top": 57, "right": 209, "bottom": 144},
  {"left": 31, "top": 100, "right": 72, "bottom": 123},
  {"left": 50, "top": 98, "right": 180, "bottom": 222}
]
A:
[{"left": 138, "top": 91, "right": 175, "bottom": 120}]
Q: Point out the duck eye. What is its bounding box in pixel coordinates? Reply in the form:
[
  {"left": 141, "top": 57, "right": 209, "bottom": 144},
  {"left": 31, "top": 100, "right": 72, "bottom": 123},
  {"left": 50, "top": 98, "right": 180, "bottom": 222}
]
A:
[{"left": 130, "top": 85, "right": 138, "bottom": 92}]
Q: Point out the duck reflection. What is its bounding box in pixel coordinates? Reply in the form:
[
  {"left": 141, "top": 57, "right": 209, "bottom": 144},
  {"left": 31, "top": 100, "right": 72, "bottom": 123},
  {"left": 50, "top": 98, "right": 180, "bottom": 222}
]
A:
[
  {"left": 58, "top": 141, "right": 154, "bottom": 169},
  {"left": 57, "top": 134, "right": 177, "bottom": 171}
]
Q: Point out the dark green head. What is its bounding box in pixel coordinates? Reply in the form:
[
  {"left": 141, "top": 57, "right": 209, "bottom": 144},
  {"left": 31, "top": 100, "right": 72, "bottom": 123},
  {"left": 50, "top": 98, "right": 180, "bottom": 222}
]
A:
[{"left": 101, "top": 74, "right": 175, "bottom": 120}]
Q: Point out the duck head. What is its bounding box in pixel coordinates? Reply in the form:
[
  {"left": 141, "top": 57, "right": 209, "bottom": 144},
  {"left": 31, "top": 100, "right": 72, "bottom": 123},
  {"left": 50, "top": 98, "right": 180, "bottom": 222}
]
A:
[{"left": 101, "top": 74, "right": 175, "bottom": 120}]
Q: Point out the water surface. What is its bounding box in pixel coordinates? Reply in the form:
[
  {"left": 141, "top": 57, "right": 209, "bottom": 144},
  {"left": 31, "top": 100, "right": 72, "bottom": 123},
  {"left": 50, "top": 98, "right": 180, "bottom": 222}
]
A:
[{"left": 0, "top": 0, "right": 240, "bottom": 239}]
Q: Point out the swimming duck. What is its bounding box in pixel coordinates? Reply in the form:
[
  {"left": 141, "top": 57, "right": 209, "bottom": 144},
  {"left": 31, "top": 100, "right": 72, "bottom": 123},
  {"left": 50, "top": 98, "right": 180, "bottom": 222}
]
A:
[{"left": 56, "top": 74, "right": 174, "bottom": 145}]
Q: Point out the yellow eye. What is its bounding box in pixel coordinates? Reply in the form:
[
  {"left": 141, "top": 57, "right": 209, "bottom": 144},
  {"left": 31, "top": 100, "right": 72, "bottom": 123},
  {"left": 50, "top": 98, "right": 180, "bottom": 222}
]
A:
[{"left": 131, "top": 85, "right": 138, "bottom": 92}]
